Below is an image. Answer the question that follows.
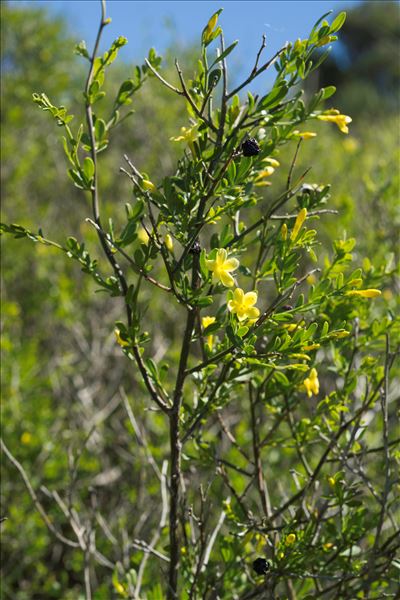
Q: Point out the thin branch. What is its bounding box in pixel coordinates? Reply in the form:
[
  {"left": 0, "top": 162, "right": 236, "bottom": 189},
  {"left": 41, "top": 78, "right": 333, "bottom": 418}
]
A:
[
  {"left": 287, "top": 138, "right": 302, "bottom": 191},
  {"left": 134, "top": 461, "right": 168, "bottom": 599},
  {"left": 227, "top": 46, "right": 286, "bottom": 100},
  {"left": 144, "top": 58, "right": 182, "bottom": 94},
  {"left": 121, "top": 387, "right": 162, "bottom": 481},
  {"left": 249, "top": 384, "right": 272, "bottom": 518},
  {"left": 175, "top": 59, "right": 218, "bottom": 132},
  {"left": 86, "top": 218, "right": 172, "bottom": 293},
  {"left": 1, "top": 438, "right": 79, "bottom": 549}
]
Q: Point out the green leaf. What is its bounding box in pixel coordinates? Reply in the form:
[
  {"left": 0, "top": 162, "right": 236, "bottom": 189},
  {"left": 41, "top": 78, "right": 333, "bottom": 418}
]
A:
[
  {"left": 330, "top": 12, "right": 346, "bottom": 33},
  {"left": 259, "top": 82, "right": 288, "bottom": 110},
  {"left": 68, "top": 169, "right": 85, "bottom": 189},
  {"left": 94, "top": 118, "right": 106, "bottom": 141},
  {"left": 192, "top": 296, "right": 214, "bottom": 307},
  {"left": 210, "top": 40, "right": 238, "bottom": 68},
  {"left": 83, "top": 156, "right": 95, "bottom": 181},
  {"left": 117, "top": 79, "right": 136, "bottom": 104}
]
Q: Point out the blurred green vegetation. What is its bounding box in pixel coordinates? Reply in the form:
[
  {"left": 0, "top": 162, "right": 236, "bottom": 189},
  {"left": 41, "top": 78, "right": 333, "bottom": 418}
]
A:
[
  {"left": 1, "top": 2, "right": 399, "bottom": 599},
  {"left": 307, "top": 0, "right": 400, "bottom": 116}
]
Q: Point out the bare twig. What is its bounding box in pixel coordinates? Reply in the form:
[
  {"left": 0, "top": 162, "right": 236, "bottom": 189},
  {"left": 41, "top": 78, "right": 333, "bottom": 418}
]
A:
[{"left": 1, "top": 438, "right": 79, "bottom": 549}]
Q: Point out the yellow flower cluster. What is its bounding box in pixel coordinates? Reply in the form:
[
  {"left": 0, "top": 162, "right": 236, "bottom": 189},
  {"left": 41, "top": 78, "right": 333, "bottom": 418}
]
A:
[
  {"left": 303, "top": 368, "right": 319, "bottom": 397},
  {"left": 254, "top": 157, "right": 280, "bottom": 187}
]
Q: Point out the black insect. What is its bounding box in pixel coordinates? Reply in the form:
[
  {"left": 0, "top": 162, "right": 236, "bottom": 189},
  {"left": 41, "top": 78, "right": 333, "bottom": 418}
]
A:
[
  {"left": 241, "top": 138, "right": 260, "bottom": 157},
  {"left": 252, "top": 557, "right": 270, "bottom": 575},
  {"left": 281, "top": 304, "right": 293, "bottom": 312}
]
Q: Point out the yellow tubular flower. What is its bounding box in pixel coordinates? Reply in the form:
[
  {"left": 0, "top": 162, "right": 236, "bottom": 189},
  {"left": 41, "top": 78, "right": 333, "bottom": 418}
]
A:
[
  {"left": 303, "top": 368, "right": 319, "bottom": 397},
  {"left": 281, "top": 223, "right": 288, "bottom": 240},
  {"left": 165, "top": 233, "right": 174, "bottom": 252},
  {"left": 292, "top": 130, "right": 317, "bottom": 140},
  {"left": 302, "top": 343, "right": 320, "bottom": 351},
  {"left": 170, "top": 125, "right": 199, "bottom": 156},
  {"left": 142, "top": 179, "right": 156, "bottom": 193},
  {"left": 257, "top": 166, "right": 275, "bottom": 178},
  {"left": 115, "top": 328, "right": 129, "bottom": 347},
  {"left": 317, "top": 111, "right": 352, "bottom": 134},
  {"left": 345, "top": 289, "right": 381, "bottom": 298},
  {"left": 262, "top": 157, "right": 280, "bottom": 168},
  {"left": 290, "top": 207, "right": 307, "bottom": 241},
  {"left": 205, "top": 248, "right": 239, "bottom": 287},
  {"left": 170, "top": 125, "right": 199, "bottom": 144},
  {"left": 205, "top": 13, "right": 219, "bottom": 39},
  {"left": 285, "top": 534, "right": 296, "bottom": 545},
  {"left": 228, "top": 288, "right": 260, "bottom": 322},
  {"left": 202, "top": 316, "right": 216, "bottom": 349},
  {"left": 138, "top": 227, "right": 149, "bottom": 245}
]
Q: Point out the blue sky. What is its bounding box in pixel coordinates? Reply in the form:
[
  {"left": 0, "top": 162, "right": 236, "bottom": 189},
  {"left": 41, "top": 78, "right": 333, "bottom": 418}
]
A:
[{"left": 21, "top": 1, "right": 364, "bottom": 91}]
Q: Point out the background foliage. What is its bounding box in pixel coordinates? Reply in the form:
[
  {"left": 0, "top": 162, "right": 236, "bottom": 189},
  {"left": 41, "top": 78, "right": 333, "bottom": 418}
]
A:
[{"left": 1, "top": 1, "right": 399, "bottom": 599}]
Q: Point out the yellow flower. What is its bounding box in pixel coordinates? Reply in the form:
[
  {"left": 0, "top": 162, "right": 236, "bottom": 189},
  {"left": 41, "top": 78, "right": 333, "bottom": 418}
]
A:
[
  {"left": 330, "top": 330, "right": 350, "bottom": 338},
  {"left": 345, "top": 289, "right": 381, "bottom": 298},
  {"left": 285, "top": 533, "right": 296, "bottom": 545},
  {"left": 228, "top": 288, "right": 260, "bottom": 322},
  {"left": 205, "top": 13, "right": 218, "bottom": 37},
  {"left": 170, "top": 125, "right": 199, "bottom": 144},
  {"left": 290, "top": 207, "right": 307, "bottom": 241},
  {"left": 283, "top": 323, "right": 302, "bottom": 332},
  {"left": 142, "top": 179, "right": 156, "bottom": 193},
  {"left": 281, "top": 223, "right": 288, "bottom": 240},
  {"left": 256, "top": 166, "right": 275, "bottom": 178},
  {"left": 262, "top": 157, "right": 280, "bottom": 168},
  {"left": 113, "top": 581, "right": 126, "bottom": 595},
  {"left": 205, "top": 248, "right": 239, "bottom": 287},
  {"left": 21, "top": 432, "right": 32, "bottom": 445},
  {"left": 115, "top": 328, "right": 129, "bottom": 347},
  {"left": 202, "top": 316, "right": 216, "bottom": 349},
  {"left": 317, "top": 110, "right": 352, "bottom": 134},
  {"left": 324, "top": 542, "right": 334, "bottom": 550},
  {"left": 304, "top": 368, "right": 319, "bottom": 397},
  {"left": 255, "top": 160, "right": 280, "bottom": 187},
  {"left": 302, "top": 343, "right": 320, "bottom": 351},
  {"left": 165, "top": 233, "right": 174, "bottom": 252},
  {"left": 138, "top": 227, "right": 149, "bottom": 245},
  {"left": 292, "top": 130, "right": 317, "bottom": 140},
  {"left": 328, "top": 477, "right": 336, "bottom": 487}
]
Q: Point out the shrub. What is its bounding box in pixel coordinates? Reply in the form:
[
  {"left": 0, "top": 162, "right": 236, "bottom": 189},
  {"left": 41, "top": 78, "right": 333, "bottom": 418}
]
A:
[{"left": 2, "top": 3, "right": 399, "bottom": 599}]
